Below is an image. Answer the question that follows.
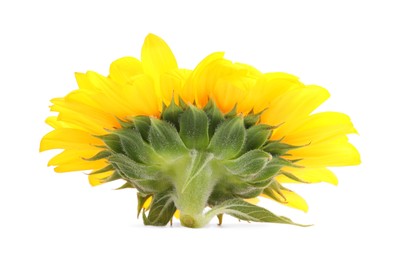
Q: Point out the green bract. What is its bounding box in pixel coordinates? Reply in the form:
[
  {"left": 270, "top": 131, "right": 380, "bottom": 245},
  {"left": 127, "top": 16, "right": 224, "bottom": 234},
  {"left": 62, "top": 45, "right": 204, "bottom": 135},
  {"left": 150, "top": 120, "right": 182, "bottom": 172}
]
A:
[{"left": 91, "top": 100, "right": 305, "bottom": 228}]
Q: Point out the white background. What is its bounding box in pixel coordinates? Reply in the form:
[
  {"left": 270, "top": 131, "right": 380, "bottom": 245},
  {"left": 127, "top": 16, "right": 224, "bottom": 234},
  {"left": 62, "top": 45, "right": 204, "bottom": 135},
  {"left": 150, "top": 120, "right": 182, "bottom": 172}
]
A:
[{"left": 1, "top": 0, "right": 402, "bottom": 259}]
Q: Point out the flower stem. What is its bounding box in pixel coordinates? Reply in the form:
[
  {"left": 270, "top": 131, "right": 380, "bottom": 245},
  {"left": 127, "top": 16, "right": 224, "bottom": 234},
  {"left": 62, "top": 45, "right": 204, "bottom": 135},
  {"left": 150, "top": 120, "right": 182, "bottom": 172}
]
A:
[{"left": 173, "top": 151, "right": 215, "bottom": 228}]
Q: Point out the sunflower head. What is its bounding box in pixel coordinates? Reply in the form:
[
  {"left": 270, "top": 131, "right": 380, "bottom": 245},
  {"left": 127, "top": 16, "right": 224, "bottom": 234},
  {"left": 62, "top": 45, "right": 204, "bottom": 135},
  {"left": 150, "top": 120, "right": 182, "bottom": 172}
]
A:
[{"left": 40, "top": 34, "right": 360, "bottom": 228}]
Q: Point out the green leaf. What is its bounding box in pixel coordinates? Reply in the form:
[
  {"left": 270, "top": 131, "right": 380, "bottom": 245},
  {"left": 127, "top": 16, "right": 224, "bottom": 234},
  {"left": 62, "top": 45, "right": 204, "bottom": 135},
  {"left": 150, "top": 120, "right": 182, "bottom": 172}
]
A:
[
  {"left": 208, "top": 117, "right": 246, "bottom": 159},
  {"left": 161, "top": 98, "right": 183, "bottom": 130},
  {"left": 242, "top": 124, "right": 272, "bottom": 152},
  {"left": 112, "top": 128, "right": 158, "bottom": 164},
  {"left": 205, "top": 198, "right": 306, "bottom": 226},
  {"left": 142, "top": 191, "right": 176, "bottom": 226},
  {"left": 132, "top": 116, "right": 151, "bottom": 142},
  {"left": 179, "top": 105, "right": 209, "bottom": 150},
  {"left": 223, "top": 150, "right": 271, "bottom": 176},
  {"left": 203, "top": 99, "right": 225, "bottom": 138},
  {"left": 149, "top": 118, "right": 188, "bottom": 159}
]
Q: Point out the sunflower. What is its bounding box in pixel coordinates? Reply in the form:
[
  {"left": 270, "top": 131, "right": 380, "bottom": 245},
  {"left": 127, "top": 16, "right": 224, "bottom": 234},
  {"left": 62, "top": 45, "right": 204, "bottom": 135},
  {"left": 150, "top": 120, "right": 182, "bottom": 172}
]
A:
[{"left": 40, "top": 34, "right": 360, "bottom": 228}]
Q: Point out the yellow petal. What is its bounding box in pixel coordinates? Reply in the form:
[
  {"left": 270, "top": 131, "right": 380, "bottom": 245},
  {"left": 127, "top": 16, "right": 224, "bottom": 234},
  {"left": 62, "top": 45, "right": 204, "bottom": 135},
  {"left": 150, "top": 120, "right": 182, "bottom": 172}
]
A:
[
  {"left": 283, "top": 112, "right": 358, "bottom": 145},
  {"left": 124, "top": 74, "right": 161, "bottom": 116},
  {"left": 64, "top": 89, "right": 103, "bottom": 112},
  {"left": 252, "top": 73, "right": 303, "bottom": 113},
  {"left": 235, "top": 77, "right": 259, "bottom": 114},
  {"left": 141, "top": 34, "right": 178, "bottom": 87},
  {"left": 40, "top": 128, "right": 103, "bottom": 152},
  {"left": 86, "top": 71, "right": 134, "bottom": 116},
  {"left": 89, "top": 171, "right": 114, "bottom": 186},
  {"left": 48, "top": 149, "right": 101, "bottom": 166},
  {"left": 54, "top": 160, "right": 107, "bottom": 173},
  {"left": 261, "top": 189, "right": 309, "bottom": 212},
  {"left": 202, "top": 60, "right": 253, "bottom": 109},
  {"left": 211, "top": 75, "right": 248, "bottom": 114},
  {"left": 279, "top": 189, "right": 309, "bottom": 212},
  {"left": 45, "top": 116, "right": 83, "bottom": 130},
  {"left": 261, "top": 85, "right": 330, "bottom": 139},
  {"left": 75, "top": 73, "right": 134, "bottom": 117},
  {"left": 290, "top": 137, "right": 361, "bottom": 167},
  {"left": 180, "top": 52, "right": 224, "bottom": 107},
  {"left": 244, "top": 197, "right": 260, "bottom": 204},
  {"left": 160, "top": 69, "right": 192, "bottom": 105},
  {"left": 143, "top": 197, "right": 152, "bottom": 209},
  {"left": 109, "top": 56, "right": 143, "bottom": 86},
  {"left": 277, "top": 167, "right": 338, "bottom": 185},
  {"left": 183, "top": 52, "right": 225, "bottom": 106},
  {"left": 51, "top": 98, "right": 118, "bottom": 134},
  {"left": 50, "top": 149, "right": 108, "bottom": 173},
  {"left": 75, "top": 72, "right": 95, "bottom": 90}
]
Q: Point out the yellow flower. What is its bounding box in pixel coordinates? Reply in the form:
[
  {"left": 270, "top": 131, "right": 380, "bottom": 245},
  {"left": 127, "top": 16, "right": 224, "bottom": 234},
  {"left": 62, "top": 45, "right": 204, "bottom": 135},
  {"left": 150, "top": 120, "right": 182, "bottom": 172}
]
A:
[{"left": 40, "top": 34, "right": 360, "bottom": 228}]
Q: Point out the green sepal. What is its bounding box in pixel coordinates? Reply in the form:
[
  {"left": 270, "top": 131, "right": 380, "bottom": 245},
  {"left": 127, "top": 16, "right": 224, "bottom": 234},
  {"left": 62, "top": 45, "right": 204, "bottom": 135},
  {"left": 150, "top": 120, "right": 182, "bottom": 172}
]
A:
[
  {"left": 208, "top": 117, "right": 246, "bottom": 160},
  {"left": 112, "top": 128, "right": 158, "bottom": 164},
  {"left": 230, "top": 182, "right": 263, "bottom": 198},
  {"left": 100, "top": 171, "right": 121, "bottom": 183},
  {"left": 217, "top": 214, "right": 223, "bottom": 225},
  {"left": 203, "top": 99, "right": 225, "bottom": 138},
  {"left": 149, "top": 118, "right": 188, "bottom": 159},
  {"left": 243, "top": 109, "right": 267, "bottom": 128},
  {"left": 178, "top": 96, "right": 188, "bottom": 109},
  {"left": 179, "top": 105, "right": 209, "bottom": 150},
  {"left": 243, "top": 113, "right": 260, "bottom": 128},
  {"left": 108, "top": 154, "right": 170, "bottom": 193},
  {"left": 89, "top": 164, "right": 114, "bottom": 174},
  {"left": 116, "top": 117, "right": 134, "bottom": 128},
  {"left": 263, "top": 180, "right": 290, "bottom": 203},
  {"left": 205, "top": 198, "right": 306, "bottom": 226},
  {"left": 137, "top": 193, "right": 152, "bottom": 218},
  {"left": 132, "top": 116, "right": 151, "bottom": 142},
  {"left": 207, "top": 190, "right": 236, "bottom": 207},
  {"left": 108, "top": 154, "right": 155, "bottom": 179},
  {"left": 211, "top": 179, "right": 262, "bottom": 200},
  {"left": 223, "top": 150, "right": 271, "bottom": 176},
  {"left": 242, "top": 124, "right": 272, "bottom": 153},
  {"left": 280, "top": 171, "right": 309, "bottom": 183},
  {"left": 98, "top": 134, "right": 124, "bottom": 153},
  {"left": 142, "top": 191, "right": 176, "bottom": 226},
  {"left": 247, "top": 156, "right": 289, "bottom": 183},
  {"left": 263, "top": 140, "right": 304, "bottom": 156},
  {"left": 225, "top": 104, "right": 238, "bottom": 118},
  {"left": 83, "top": 150, "right": 112, "bottom": 161},
  {"left": 161, "top": 98, "right": 184, "bottom": 130},
  {"left": 115, "top": 182, "right": 133, "bottom": 190}
]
